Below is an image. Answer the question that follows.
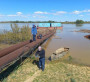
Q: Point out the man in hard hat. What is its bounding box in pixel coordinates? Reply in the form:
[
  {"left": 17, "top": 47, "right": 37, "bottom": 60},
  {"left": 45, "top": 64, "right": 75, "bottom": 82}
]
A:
[
  {"left": 35, "top": 46, "right": 45, "bottom": 71},
  {"left": 31, "top": 24, "right": 37, "bottom": 41}
]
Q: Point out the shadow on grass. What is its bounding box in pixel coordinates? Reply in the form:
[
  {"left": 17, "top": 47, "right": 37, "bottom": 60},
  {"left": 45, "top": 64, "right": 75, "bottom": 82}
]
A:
[
  {"left": 32, "top": 60, "right": 39, "bottom": 69},
  {"left": 0, "top": 52, "right": 32, "bottom": 81},
  {"left": 0, "top": 45, "right": 39, "bottom": 81}
]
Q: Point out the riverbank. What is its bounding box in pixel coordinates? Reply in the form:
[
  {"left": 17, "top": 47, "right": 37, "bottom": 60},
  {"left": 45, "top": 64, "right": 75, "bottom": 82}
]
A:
[
  {"left": 74, "top": 29, "right": 90, "bottom": 33},
  {"left": 2, "top": 57, "right": 90, "bottom": 82},
  {"left": 0, "top": 24, "right": 52, "bottom": 44},
  {"left": 0, "top": 24, "right": 90, "bottom": 82},
  {"left": 74, "top": 29, "right": 90, "bottom": 40}
]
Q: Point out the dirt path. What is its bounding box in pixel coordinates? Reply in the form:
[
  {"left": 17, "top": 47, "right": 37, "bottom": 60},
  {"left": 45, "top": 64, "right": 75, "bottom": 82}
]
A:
[{"left": 24, "top": 70, "right": 41, "bottom": 82}]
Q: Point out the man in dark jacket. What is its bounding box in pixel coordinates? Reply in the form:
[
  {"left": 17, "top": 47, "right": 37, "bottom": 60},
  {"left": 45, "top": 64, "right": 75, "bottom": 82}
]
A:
[{"left": 35, "top": 46, "right": 45, "bottom": 71}]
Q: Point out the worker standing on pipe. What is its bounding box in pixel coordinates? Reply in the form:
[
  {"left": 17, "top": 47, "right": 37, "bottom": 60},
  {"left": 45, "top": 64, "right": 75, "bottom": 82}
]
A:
[
  {"left": 35, "top": 46, "right": 45, "bottom": 71},
  {"left": 31, "top": 25, "right": 37, "bottom": 41}
]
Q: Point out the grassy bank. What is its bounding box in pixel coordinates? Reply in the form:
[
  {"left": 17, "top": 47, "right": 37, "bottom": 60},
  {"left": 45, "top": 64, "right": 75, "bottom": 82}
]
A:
[
  {"left": 0, "top": 24, "right": 31, "bottom": 44},
  {"left": 33, "top": 60, "right": 90, "bottom": 82},
  {"left": 0, "top": 24, "right": 52, "bottom": 45},
  {"left": 2, "top": 57, "right": 90, "bottom": 82}
]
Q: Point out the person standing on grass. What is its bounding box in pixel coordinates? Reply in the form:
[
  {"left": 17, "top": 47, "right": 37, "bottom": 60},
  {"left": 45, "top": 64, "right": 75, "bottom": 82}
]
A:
[
  {"left": 31, "top": 24, "right": 37, "bottom": 41},
  {"left": 35, "top": 46, "right": 45, "bottom": 71}
]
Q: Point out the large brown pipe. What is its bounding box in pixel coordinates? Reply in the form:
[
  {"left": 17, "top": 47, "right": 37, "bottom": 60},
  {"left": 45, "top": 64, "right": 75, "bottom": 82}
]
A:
[
  {"left": 0, "top": 41, "right": 30, "bottom": 58},
  {"left": 0, "top": 29, "right": 54, "bottom": 58},
  {"left": 0, "top": 31, "right": 55, "bottom": 71}
]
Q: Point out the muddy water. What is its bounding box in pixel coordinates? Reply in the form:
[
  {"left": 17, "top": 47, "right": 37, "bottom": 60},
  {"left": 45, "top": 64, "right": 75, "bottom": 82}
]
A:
[{"left": 42, "top": 24, "right": 90, "bottom": 66}]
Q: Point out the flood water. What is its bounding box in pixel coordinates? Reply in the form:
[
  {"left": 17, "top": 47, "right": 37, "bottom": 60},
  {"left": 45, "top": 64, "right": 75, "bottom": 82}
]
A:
[
  {"left": 43, "top": 24, "right": 90, "bottom": 66},
  {"left": 0, "top": 23, "right": 90, "bottom": 66}
]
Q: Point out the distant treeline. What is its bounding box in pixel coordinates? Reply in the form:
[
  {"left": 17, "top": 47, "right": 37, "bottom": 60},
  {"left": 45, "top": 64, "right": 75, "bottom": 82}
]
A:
[
  {"left": 0, "top": 20, "right": 58, "bottom": 23},
  {"left": 62, "top": 20, "right": 90, "bottom": 24},
  {"left": 0, "top": 20, "right": 90, "bottom": 24}
]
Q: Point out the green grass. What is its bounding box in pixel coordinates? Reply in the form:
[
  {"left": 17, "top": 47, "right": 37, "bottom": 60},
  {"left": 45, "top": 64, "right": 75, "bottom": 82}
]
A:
[
  {"left": 2, "top": 57, "right": 90, "bottom": 82},
  {"left": 33, "top": 60, "right": 90, "bottom": 82},
  {"left": 2, "top": 58, "right": 38, "bottom": 82},
  {"left": 0, "top": 24, "right": 31, "bottom": 44}
]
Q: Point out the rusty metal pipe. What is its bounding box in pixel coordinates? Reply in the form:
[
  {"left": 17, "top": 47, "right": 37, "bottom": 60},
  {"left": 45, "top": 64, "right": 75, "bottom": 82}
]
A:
[
  {"left": 0, "top": 31, "right": 55, "bottom": 71},
  {"left": 0, "top": 30, "right": 54, "bottom": 58},
  {"left": 0, "top": 41, "right": 30, "bottom": 58}
]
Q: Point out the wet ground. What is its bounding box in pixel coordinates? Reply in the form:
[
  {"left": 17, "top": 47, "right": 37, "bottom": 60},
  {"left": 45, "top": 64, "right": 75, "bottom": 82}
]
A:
[{"left": 42, "top": 24, "right": 90, "bottom": 66}]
